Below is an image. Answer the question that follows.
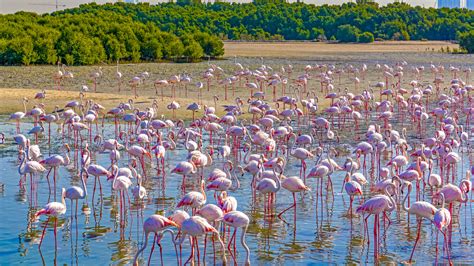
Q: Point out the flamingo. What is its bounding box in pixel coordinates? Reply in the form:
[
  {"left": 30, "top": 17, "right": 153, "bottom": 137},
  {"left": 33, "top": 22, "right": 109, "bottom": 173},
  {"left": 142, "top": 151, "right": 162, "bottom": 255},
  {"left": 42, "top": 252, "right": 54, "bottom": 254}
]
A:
[
  {"left": 222, "top": 211, "right": 251, "bottom": 266},
  {"left": 171, "top": 161, "right": 197, "bottom": 189},
  {"left": 256, "top": 164, "right": 283, "bottom": 215},
  {"left": 18, "top": 150, "right": 46, "bottom": 203},
  {"left": 290, "top": 147, "right": 314, "bottom": 179},
  {"left": 175, "top": 215, "right": 227, "bottom": 265},
  {"left": 356, "top": 183, "right": 396, "bottom": 259},
  {"left": 90, "top": 67, "right": 102, "bottom": 92},
  {"left": 35, "top": 188, "right": 66, "bottom": 250},
  {"left": 133, "top": 215, "right": 178, "bottom": 266},
  {"left": 85, "top": 164, "right": 112, "bottom": 200},
  {"left": 177, "top": 180, "right": 207, "bottom": 212},
  {"left": 40, "top": 144, "right": 70, "bottom": 201},
  {"left": 344, "top": 172, "right": 363, "bottom": 217},
  {"left": 65, "top": 167, "right": 88, "bottom": 219},
  {"left": 433, "top": 192, "right": 452, "bottom": 263},
  {"left": 277, "top": 174, "right": 310, "bottom": 224},
  {"left": 9, "top": 97, "right": 28, "bottom": 133},
  {"left": 116, "top": 60, "right": 122, "bottom": 92},
  {"left": 401, "top": 182, "right": 437, "bottom": 263}
]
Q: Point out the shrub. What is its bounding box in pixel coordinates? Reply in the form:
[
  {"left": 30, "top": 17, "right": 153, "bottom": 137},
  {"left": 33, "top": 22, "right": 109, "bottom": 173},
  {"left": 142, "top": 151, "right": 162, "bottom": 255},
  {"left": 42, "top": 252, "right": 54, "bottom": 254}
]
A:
[{"left": 358, "top": 32, "right": 374, "bottom": 43}]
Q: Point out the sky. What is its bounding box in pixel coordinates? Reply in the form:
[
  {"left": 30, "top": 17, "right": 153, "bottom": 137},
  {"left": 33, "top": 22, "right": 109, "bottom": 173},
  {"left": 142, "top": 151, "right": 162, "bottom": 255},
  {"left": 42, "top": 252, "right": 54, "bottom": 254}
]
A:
[{"left": 0, "top": 0, "right": 438, "bottom": 14}]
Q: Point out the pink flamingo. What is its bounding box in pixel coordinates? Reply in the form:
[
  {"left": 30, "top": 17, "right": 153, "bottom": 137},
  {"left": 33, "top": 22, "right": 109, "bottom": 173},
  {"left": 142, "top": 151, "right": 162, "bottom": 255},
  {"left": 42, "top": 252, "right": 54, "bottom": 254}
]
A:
[
  {"left": 65, "top": 167, "right": 87, "bottom": 219},
  {"left": 85, "top": 164, "right": 112, "bottom": 201},
  {"left": 195, "top": 204, "right": 224, "bottom": 261},
  {"left": 171, "top": 161, "right": 197, "bottom": 190},
  {"left": 175, "top": 216, "right": 226, "bottom": 265},
  {"left": 126, "top": 141, "right": 152, "bottom": 179},
  {"left": 35, "top": 188, "right": 66, "bottom": 250},
  {"left": 433, "top": 192, "right": 452, "bottom": 263},
  {"left": 256, "top": 164, "right": 282, "bottom": 216},
  {"left": 290, "top": 147, "right": 314, "bottom": 179},
  {"left": 40, "top": 144, "right": 70, "bottom": 201},
  {"left": 133, "top": 214, "right": 178, "bottom": 266},
  {"left": 344, "top": 172, "right": 363, "bottom": 217},
  {"left": 222, "top": 211, "right": 251, "bottom": 266},
  {"left": 278, "top": 174, "right": 310, "bottom": 225},
  {"left": 356, "top": 183, "right": 396, "bottom": 259},
  {"left": 177, "top": 180, "right": 207, "bottom": 213},
  {"left": 401, "top": 182, "right": 437, "bottom": 263},
  {"left": 9, "top": 97, "right": 28, "bottom": 133},
  {"left": 18, "top": 150, "right": 46, "bottom": 205}
]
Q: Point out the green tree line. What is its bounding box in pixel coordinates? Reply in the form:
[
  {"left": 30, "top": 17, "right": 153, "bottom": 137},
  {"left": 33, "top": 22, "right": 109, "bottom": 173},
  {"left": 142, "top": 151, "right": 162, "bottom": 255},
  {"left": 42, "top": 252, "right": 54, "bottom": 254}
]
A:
[
  {"left": 0, "top": 9, "right": 224, "bottom": 65},
  {"left": 59, "top": 2, "right": 474, "bottom": 42},
  {"left": 2, "top": 1, "right": 474, "bottom": 65}
]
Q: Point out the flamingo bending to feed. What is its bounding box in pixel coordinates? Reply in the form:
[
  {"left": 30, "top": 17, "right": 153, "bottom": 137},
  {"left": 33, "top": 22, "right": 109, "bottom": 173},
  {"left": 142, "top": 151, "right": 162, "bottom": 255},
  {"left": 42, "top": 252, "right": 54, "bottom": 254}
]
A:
[
  {"left": 401, "top": 182, "right": 437, "bottom": 263},
  {"left": 133, "top": 214, "right": 179, "bottom": 266},
  {"left": 222, "top": 211, "right": 251, "bottom": 266},
  {"left": 35, "top": 188, "right": 67, "bottom": 250},
  {"left": 433, "top": 192, "right": 452, "bottom": 263},
  {"left": 174, "top": 215, "right": 227, "bottom": 266}
]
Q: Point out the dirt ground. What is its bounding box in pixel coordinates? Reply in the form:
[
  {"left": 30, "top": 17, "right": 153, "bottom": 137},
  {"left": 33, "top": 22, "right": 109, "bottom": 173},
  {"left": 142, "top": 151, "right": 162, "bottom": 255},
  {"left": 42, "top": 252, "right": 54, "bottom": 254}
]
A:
[{"left": 0, "top": 41, "right": 472, "bottom": 119}]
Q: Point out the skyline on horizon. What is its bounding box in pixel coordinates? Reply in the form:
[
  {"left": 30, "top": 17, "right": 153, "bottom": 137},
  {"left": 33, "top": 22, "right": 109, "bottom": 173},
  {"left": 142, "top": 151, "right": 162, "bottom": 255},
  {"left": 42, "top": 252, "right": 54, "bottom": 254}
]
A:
[{"left": 0, "top": 0, "right": 440, "bottom": 14}]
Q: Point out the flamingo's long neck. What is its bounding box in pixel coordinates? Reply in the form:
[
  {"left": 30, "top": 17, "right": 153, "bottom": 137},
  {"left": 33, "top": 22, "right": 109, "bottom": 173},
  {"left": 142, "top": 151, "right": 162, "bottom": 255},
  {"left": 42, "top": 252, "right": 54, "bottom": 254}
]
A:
[
  {"left": 272, "top": 166, "right": 281, "bottom": 192},
  {"left": 18, "top": 152, "right": 27, "bottom": 175},
  {"left": 402, "top": 183, "right": 412, "bottom": 212},
  {"left": 386, "top": 183, "right": 397, "bottom": 212},
  {"left": 200, "top": 182, "right": 207, "bottom": 201},
  {"left": 459, "top": 181, "right": 469, "bottom": 203},
  {"left": 81, "top": 169, "right": 88, "bottom": 199},
  {"left": 133, "top": 231, "right": 150, "bottom": 264},
  {"left": 241, "top": 225, "right": 250, "bottom": 265},
  {"left": 63, "top": 149, "right": 70, "bottom": 166}
]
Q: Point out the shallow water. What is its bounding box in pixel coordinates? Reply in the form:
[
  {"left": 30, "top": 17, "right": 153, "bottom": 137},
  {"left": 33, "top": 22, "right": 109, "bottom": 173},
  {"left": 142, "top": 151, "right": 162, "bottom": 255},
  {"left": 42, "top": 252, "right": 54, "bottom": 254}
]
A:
[{"left": 0, "top": 115, "right": 473, "bottom": 265}]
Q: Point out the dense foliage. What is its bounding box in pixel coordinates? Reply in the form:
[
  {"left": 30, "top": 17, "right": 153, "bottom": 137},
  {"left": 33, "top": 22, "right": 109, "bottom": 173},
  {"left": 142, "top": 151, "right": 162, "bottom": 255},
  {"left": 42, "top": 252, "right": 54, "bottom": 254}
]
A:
[
  {"left": 458, "top": 30, "right": 474, "bottom": 53},
  {"left": 57, "top": 2, "right": 474, "bottom": 42},
  {"left": 2, "top": 1, "right": 474, "bottom": 65},
  {"left": 0, "top": 9, "right": 223, "bottom": 65}
]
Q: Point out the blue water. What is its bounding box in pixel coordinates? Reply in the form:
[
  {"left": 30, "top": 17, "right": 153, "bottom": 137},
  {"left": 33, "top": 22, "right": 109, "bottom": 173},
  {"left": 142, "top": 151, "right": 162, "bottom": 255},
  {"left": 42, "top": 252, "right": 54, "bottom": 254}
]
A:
[{"left": 0, "top": 114, "right": 472, "bottom": 265}]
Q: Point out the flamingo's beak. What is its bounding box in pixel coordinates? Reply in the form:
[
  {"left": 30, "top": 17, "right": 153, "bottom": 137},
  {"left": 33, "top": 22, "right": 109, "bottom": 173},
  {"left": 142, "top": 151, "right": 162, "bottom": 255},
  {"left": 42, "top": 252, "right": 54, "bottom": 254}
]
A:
[{"left": 169, "top": 220, "right": 179, "bottom": 228}]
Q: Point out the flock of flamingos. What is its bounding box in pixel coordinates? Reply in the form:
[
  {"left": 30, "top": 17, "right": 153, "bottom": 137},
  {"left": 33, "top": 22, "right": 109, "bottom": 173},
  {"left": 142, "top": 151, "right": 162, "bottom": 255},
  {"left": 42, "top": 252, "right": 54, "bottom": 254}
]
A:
[{"left": 5, "top": 59, "right": 474, "bottom": 265}]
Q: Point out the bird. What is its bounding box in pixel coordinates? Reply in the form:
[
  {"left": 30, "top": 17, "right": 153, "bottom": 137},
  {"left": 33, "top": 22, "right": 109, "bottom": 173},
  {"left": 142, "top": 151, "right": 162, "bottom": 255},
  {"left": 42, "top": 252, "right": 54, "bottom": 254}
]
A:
[
  {"left": 356, "top": 183, "right": 396, "bottom": 259},
  {"left": 9, "top": 97, "right": 28, "bottom": 133},
  {"left": 64, "top": 167, "right": 88, "bottom": 219},
  {"left": 401, "top": 182, "right": 437, "bottom": 263},
  {"left": 35, "top": 188, "right": 67, "bottom": 250},
  {"left": 277, "top": 174, "right": 310, "bottom": 224},
  {"left": 433, "top": 192, "right": 452, "bottom": 263},
  {"left": 344, "top": 172, "right": 363, "bottom": 217},
  {"left": 177, "top": 180, "right": 207, "bottom": 212},
  {"left": 133, "top": 214, "right": 178, "bottom": 266},
  {"left": 171, "top": 161, "right": 197, "bottom": 189},
  {"left": 174, "top": 215, "right": 226, "bottom": 265},
  {"left": 222, "top": 211, "right": 251, "bottom": 266}
]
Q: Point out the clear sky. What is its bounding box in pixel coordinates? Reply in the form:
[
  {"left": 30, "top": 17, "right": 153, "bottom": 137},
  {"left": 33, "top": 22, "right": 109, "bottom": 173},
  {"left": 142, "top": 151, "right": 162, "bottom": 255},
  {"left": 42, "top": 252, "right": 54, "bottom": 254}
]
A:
[{"left": 0, "top": 0, "right": 438, "bottom": 14}]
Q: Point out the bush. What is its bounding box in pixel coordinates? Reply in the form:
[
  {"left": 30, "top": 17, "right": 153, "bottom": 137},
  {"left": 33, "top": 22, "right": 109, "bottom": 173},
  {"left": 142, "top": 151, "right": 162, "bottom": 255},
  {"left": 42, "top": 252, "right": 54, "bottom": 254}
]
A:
[
  {"left": 358, "top": 32, "right": 374, "bottom": 43},
  {"left": 459, "top": 30, "right": 474, "bottom": 53},
  {"left": 336, "top": 25, "right": 360, "bottom": 43}
]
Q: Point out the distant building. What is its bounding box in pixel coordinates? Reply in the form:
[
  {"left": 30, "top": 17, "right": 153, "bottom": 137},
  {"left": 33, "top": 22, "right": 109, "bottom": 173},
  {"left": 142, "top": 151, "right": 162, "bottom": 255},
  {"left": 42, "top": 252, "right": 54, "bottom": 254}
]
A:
[
  {"left": 467, "top": 0, "right": 474, "bottom": 9},
  {"left": 124, "top": 0, "right": 139, "bottom": 3},
  {"left": 437, "top": 0, "right": 461, "bottom": 8}
]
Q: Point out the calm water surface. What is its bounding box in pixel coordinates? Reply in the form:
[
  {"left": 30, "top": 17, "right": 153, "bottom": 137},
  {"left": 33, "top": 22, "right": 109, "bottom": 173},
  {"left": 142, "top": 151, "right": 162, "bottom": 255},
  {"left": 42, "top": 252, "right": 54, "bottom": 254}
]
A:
[{"left": 0, "top": 116, "right": 472, "bottom": 265}]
